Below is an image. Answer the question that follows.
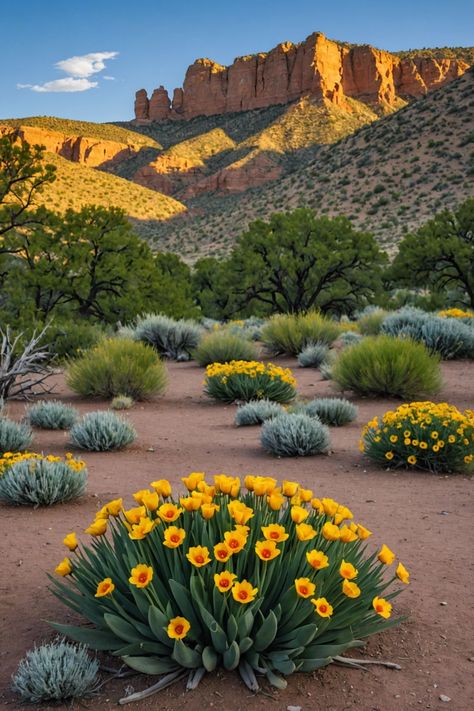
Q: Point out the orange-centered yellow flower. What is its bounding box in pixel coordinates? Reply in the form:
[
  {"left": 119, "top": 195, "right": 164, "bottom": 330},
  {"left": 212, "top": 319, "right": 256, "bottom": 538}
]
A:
[
  {"left": 214, "top": 542, "right": 232, "bottom": 562},
  {"left": 342, "top": 580, "right": 361, "bottom": 598},
  {"left": 295, "top": 523, "right": 317, "bottom": 541},
  {"left": 63, "top": 532, "right": 78, "bottom": 551},
  {"left": 129, "top": 564, "right": 153, "bottom": 589},
  {"left": 306, "top": 549, "right": 329, "bottom": 570},
  {"left": 396, "top": 562, "right": 410, "bottom": 584},
  {"left": 84, "top": 518, "right": 107, "bottom": 536},
  {"left": 290, "top": 505, "right": 309, "bottom": 524},
  {"left": 294, "top": 577, "right": 316, "bottom": 598},
  {"left": 55, "top": 557, "right": 72, "bottom": 576},
  {"left": 224, "top": 530, "right": 247, "bottom": 554},
  {"left": 186, "top": 545, "right": 211, "bottom": 567},
  {"left": 150, "top": 479, "right": 172, "bottom": 498},
  {"left": 201, "top": 502, "right": 220, "bottom": 520},
  {"left": 167, "top": 616, "right": 191, "bottom": 640},
  {"left": 261, "top": 524, "right": 288, "bottom": 542},
  {"left": 214, "top": 571, "right": 237, "bottom": 592},
  {"left": 282, "top": 480, "right": 299, "bottom": 497},
  {"left": 158, "top": 503, "right": 183, "bottom": 522},
  {"left": 373, "top": 596, "right": 392, "bottom": 619},
  {"left": 182, "top": 472, "right": 205, "bottom": 491},
  {"left": 163, "top": 526, "right": 186, "bottom": 548},
  {"left": 129, "top": 517, "right": 155, "bottom": 540},
  {"left": 339, "top": 560, "right": 358, "bottom": 580},
  {"left": 311, "top": 597, "right": 333, "bottom": 618},
  {"left": 255, "top": 540, "right": 281, "bottom": 561},
  {"left": 232, "top": 580, "right": 258, "bottom": 604},
  {"left": 378, "top": 544, "right": 396, "bottom": 565},
  {"left": 95, "top": 577, "right": 115, "bottom": 598},
  {"left": 322, "top": 522, "right": 341, "bottom": 541}
]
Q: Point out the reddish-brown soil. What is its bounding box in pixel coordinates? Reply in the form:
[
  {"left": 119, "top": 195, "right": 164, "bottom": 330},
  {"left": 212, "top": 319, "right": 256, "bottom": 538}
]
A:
[{"left": 1, "top": 358, "right": 473, "bottom": 711}]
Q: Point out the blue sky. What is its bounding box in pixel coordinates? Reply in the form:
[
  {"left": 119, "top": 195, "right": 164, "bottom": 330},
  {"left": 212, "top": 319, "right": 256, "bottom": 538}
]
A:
[{"left": 2, "top": 0, "right": 473, "bottom": 123}]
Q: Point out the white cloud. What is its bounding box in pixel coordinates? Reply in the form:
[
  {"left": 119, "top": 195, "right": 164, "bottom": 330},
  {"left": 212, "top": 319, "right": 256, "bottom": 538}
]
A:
[
  {"left": 103, "top": 75, "right": 115, "bottom": 81},
  {"left": 17, "top": 78, "right": 98, "bottom": 93},
  {"left": 56, "top": 51, "right": 118, "bottom": 78}
]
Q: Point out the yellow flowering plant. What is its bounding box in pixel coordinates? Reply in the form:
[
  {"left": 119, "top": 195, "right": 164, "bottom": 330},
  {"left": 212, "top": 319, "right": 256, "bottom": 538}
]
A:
[
  {"left": 437, "top": 308, "right": 474, "bottom": 320},
  {"left": 204, "top": 360, "right": 297, "bottom": 404},
  {"left": 50, "top": 473, "right": 407, "bottom": 697},
  {"left": 360, "top": 401, "right": 474, "bottom": 473}
]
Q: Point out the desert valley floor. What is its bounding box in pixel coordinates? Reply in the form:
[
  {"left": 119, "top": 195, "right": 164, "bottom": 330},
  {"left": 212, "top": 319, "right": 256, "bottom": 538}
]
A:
[{"left": 0, "top": 357, "right": 473, "bottom": 710}]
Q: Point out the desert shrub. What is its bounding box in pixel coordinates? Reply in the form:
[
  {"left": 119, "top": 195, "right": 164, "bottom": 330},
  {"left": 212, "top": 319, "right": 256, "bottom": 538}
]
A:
[
  {"left": 67, "top": 339, "right": 167, "bottom": 400},
  {"left": 381, "top": 309, "right": 474, "bottom": 359},
  {"left": 261, "top": 413, "right": 330, "bottom": 456},
  {"left": 319, "top": 362, "right": 333, "bottom": 380},
  {"left": 194, "top": 332, "right": 258, "bottom": 367},
  {"left": 298, "top": 398, "right": 358, "bottom": 426},
  {"left": 235, "top": 400, "right": 284, "bottom": 426},
  {"left": 27, "top": 401, "right": 78, "bottom": 430},
  {"left": 338, "top": 331, "right": 363, "bottom": 346},
  {"left": 0, "top": 418, "right": 32, "bottom": 453},
  {"left": 47, "top": 320, "right": 104, "bottom": 361},
  {"left": 361, "top": 401, "right": 474, "bottom": 473},
  {"left": 297, "top": 343, "right": 329, "bottom": 368},
  {"left": 0, "top": 453, "right": 87, "bottom": 505},
  {"left": 357, "top": 308, "right": 388, "bottom": 336},
  {"left": 262, "top": 313, "right": 341, "bottom": 356},
  {"left": 134, "top": 314, "right": 203, "bottom": 360},
  {"left": 70, "top": 412, "right": 136, "bottom": 451},
  {"left": 205, "top": 361, "right": 296, "bottom": 404},
  {"left": 437, "top": 308, "right": 474, "bottom": 320},
  {"left": 50, "top": 472, "right": 408, "bottom": 694},
  {"left": 110, "top": 395, "right": 134, "bottom": 410},
  {"left": 332, "top": 336, "right": 441, "bottom": 399},
  {"left": 12, "top": 639, "right": 99, "bottom": 702},
  {"left": 0, "top": 325, "right": 53, "bottom": 400}
]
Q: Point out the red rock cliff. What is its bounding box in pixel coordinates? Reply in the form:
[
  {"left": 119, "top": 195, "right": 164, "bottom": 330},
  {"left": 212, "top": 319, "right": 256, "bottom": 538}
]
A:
[{"left": 134, "top": 32, "right": 469, "bottom": 121}]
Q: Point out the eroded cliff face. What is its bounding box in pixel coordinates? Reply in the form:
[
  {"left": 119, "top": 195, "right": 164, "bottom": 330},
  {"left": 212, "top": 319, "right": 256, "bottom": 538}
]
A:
[
  {"left": 0, "top": 125, "right": 140, "bottom": 168},
  {"left": 134, "top": 33, "right": 470, "bottom": 122}
]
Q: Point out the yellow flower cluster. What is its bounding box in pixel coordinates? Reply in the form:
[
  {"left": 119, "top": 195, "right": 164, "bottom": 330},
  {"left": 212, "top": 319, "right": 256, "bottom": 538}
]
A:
[
  {"left": 205, "top": 360, "right": 296, "bottom": 387},
  {"left": 361, "top": 401, "right": 474, "bottom": 471},
  {"left": 0, "top": 451, "right": 85, "bottom": 476},
  {"left": 437, "top": 308, "right": 474, "bottom": 319},
  {"left": 56, "top": 473, "right": 409, "bottom": 628}
]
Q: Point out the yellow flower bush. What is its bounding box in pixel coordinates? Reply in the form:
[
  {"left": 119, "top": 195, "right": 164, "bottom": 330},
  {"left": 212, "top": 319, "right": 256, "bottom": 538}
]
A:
[
  {"left": 204, "top": 360, "right": 297, "bottom": 404},
  {"left": 51, "top": 472, "right": 408, "bottom": 693},
  {"left": 360, "top": 401, "right": 474, "bottom": 473},
  {"left": 438, "top": 308, "right": 474, "bottom": 319}
]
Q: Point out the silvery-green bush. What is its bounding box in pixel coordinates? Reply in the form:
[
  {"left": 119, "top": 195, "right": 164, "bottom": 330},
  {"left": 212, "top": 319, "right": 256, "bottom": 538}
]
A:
[
  {"left": 12, "top": 639, "right": 99, "bottom": 703},
  {"left": 70, "top": 412, "right": 136, "bottom": 451},
  {"left": 110, "top": 394, "right": 134, "bottom": 410},
  {"left": 319, "top": 362, "right": 333, "bottom": 380},
  {"left": 261, "top": 412, "right": 330, "bottom": 457},
  {"left": 381, "top": 309, "right": 474, "bottom": 359},
  {"left": 0, "top": 459, "right": 87, "bottom": 506},
  {"left": 299, "top": 397, "right": 358, "bottom": 426},
  {"left": 134, "top": 314, "right": 203, "bottom": 360},
  {"left": 297, "top": 342, "right": 329, "bottom": 368},
  {"left": 235, "top": 399, "right": 284, "bottom": 426},
  {"left": 339, "top": 331, "right": 363, "bottom": 346},
  {"left": 0, "top": 417, "right": 32, "bottom": 453},
  {"left": 27, "top": 401, "right": 78, "bottom": 430}
]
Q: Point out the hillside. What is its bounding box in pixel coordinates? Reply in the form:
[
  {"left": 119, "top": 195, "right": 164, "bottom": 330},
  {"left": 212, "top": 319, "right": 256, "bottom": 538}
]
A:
[
  {"left": 38, "top": 152, "right": 186, "bottom": 227},
  {"left": 146, "top": 68, "right": 474, "bottom": 259}
]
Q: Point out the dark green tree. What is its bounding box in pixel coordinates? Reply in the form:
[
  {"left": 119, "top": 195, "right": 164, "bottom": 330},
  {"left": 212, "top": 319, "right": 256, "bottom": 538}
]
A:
[
  {"left": 391, "top": 199, "right": 474, "bottom": 308},
  {"left": 212, "top": 208, "right": 385, "bottom": 316}
]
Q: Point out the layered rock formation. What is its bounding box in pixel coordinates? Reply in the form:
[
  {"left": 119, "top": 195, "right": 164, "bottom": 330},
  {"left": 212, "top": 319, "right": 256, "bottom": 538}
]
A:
[
  {"left": 134, "top": 33, "right": 470, "bottom": 122},
  {"left": 0, "top": 125, "right": 140, "bottom": 168}
]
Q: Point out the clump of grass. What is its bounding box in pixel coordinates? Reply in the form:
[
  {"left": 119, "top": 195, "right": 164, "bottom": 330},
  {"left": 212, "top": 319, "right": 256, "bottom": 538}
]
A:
[
  {"left": 110, "top": 395, "right": 134, "bottom": 410},
  {"left": 235, "top": 399, "right": 284, "bottom": 426},
  {"left": 134, "top": 314, "right": 203, "bottom": 360},
  {"left": 70, "top": 412, "right": 136, "bottom": 451},
  {"left": 262, "top": 313, "right": 342, "bottom": 356},
  {"left": 0, "top": 418, "right": 32, "bottom": 453},
  {"left": 261, "top": 412, "right": 330, "bottom": 457},
  {"left": 297, "top": 342, "right": 329, "bottom": 368},
  {"left": 27, "top": 401, "right": 78, "bottom": 430},
  {"left": 194, "top": 332, "right": 258, "bottom": 366},
  {"left": 297, "top": 398, "right": 358, "bottom": 426}
]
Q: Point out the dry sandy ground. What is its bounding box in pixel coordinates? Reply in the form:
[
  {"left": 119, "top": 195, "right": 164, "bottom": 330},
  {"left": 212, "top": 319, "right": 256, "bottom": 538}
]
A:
[{"left": 0, "top": 358, "right": 473, "bottom": 711}]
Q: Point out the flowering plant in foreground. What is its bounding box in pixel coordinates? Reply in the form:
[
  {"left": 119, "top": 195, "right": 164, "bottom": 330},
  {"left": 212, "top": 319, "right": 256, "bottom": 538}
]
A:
[
  {"left": 50, "top": 473, "right": 408, "bottom": 693},
  {"left": 0, "top": 451, "right": 85, "bottom": 475},
  {"left": 204, "top": 360, "right": 297, "bottom": 404},
  {"left": 360, "top": 401, "right": 474, "bottom": 473}
]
